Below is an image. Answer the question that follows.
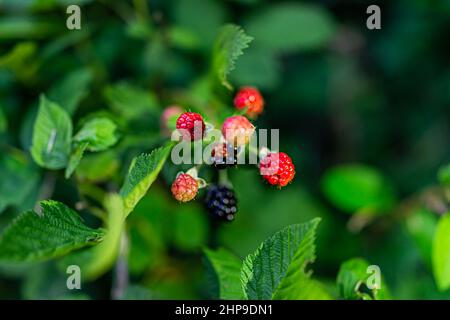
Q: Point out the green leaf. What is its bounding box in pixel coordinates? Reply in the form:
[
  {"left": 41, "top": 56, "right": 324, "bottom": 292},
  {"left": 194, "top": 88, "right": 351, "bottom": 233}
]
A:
[
  {"left": 404, "top": 208, "right": 437, "bottom": 267},
  {"left": 0, "top": 200, "right": 104, "bottom": 263},
  {"left": 74, "top": 117, "right": 119, "bottom": 152},
  {"left": 213, "top": 24, "right": 253, "bottom": 90},
  {"left": 0, "top": 17, "right": 57, "bottom": 40},
  {"left": 293, "top": 279, "right": 333, "bottom": 300},
  {"left": 0, "top": 151, "right": 39, "bottom": 213},
  {"left": 204, "top": 248, "right": 245, "bottom": 299},
  {"left": 0, "top": 105, "right": 7, "bottom": 133},
  {"left": 432, "top": 213, "right": 450, "bottom": 291},
  {"left": 65, "top": 142, "right": 89, "bottom": 179},
  {"left": 245, "top": 3, "right": 335, "bottom": 52},
  {"left": 321, "top": 164, "right": 396, "bottom": 214},
  {"left": 241, "top": 218, "right": 320, "bottom": 299},
  {"left": 76, "top": 151, "right": 120, "bottom": 182},
  {"left": 31, "top": 95, "right": 73, "bottom": 170},
  {"left": 438, "top": 163, "right": 450, "bottom": 186},
  {"left": 337, "top": 258, "right": 390, "bottom": 300},
  {"left": 48, "top": 68, "right": 93, "bottom": 115},
  {"left": 120, "top": 143, "right": 173, "bottom": 216}
]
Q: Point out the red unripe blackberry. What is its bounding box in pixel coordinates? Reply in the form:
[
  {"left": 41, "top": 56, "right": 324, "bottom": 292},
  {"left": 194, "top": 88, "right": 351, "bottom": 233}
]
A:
[
  {"left": 171, "top": 173, "right": 199, "bottom": 202},
  {"left": 234, "top": 86, "right": 264, "bottom": 118},
  {"left": 221, "top": 115, "right": 254, "bottom": 146},
  {"left": 259, "top": 152, "right": 295, "bottom": 187},
  {"left": 204, "top": 185, "right": 238, "bottom": 222},
  {"left": 176, "top": 112, "right": 205, "bottom": 141}
]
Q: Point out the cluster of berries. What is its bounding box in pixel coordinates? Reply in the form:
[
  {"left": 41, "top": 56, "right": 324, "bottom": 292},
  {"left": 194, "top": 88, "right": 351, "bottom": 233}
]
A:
[{"left": 163, "top": 87, "right": 295, "bottom": 222}]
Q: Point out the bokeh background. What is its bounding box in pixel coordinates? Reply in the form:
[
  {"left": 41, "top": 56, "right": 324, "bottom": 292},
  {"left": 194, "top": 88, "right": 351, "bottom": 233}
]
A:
[{"left": 0, "top": 0, "right": 449, "bottom": 299}]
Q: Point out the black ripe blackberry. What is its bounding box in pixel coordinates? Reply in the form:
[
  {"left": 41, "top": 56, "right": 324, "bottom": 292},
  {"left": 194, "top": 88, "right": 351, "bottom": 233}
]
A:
[
  {"left": 211, "top": 143, "right": 238, "bottom": 170},
  {"left": 205, "top": 185, "right": 237, "bottom": 222}
]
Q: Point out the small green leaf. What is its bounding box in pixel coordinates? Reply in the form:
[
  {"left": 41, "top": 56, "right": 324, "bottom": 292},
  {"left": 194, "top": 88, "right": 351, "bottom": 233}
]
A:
[
  {"left": 432, "top": 213, "right": 450, "bottom": 291},
  {"left": 213, "top": 24, "right": 253, "bottom": 90},
  {"left": 48, "top": 68, "right": 93, "bottom": 115},
  {"left": 31, "top": 95, "right": 72, "bottom": 170},
  {"left": 321, "top": 164, "right": 396, "bottom": 214},
  {"left": 65, "top": 142, "right": 89, "bottom": 179},
  {"left": 337, "top": 258, "right": 390, "bottom": 300},
  {"left": 245, "top": 3, "right": 335, "bottom": 52},
  {"left": 0, "top": 200, "right": 104, "bottom": 262},
  {"left": 241, "top": 218, "right": 320, "bottom": 300},
  {"left": 74, "top": 117, "right": 119, "bottom": 152},
  {"left": 204, "top": 248, "right": 245, "bottom": 299},
  {"left": 120, "top": 143, "right": 174, "bottom": 216}
]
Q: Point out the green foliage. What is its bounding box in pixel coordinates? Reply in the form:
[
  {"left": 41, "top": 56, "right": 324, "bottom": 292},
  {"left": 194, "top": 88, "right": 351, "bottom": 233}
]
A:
[
  {"left": 245, "top": 3, "right": 335, "bottom": 52},
  {"left": 48, "top": 68, "right": 93, "bottom": 115},
  {"left": 65, "top": 142, "right": 88, "bottom": 179},
  {"left": 120, "top": 143, "right": 174, "bottom": 216},
  {"left": 213, "top": 24, "right": 253, "bottom": 90},
  {"left": 1, "top": 0, "right": 449, "bottom": 301},
  {"left": 74, "top": 194, "right": 125, "bottom": 280},
  {"left": 74, "top": 117, "right": 119, "bottom": 152},
  {"left": 404, "top": 209, "right": 437, "bottom": 267},
  {"left": 204, "top": 248, "right": 245, "bottom": 300},
  {"left": 337, "top": 258, "right": 390, "bottom": 300},
  {"left": 0, "top": 151, "right": 39, "bottom": 213},
  {"left": 432, "top": 213, "right": 450, "bottom": 291},
  {"left": 241, "top": 219, "right": 321, "bottom": 299},
  {"left": 438, "top": 163, "right": 450, "bottom": 185},
  {"left": 321, "top": 164, "right": 396, "bottom": 214},
  {"left": 206, "top": 219, "right": 328, "bottom": 300},
  {"left": 31, "top": 95, "right": 72, "bottom": 170},
  {"left": 0, "top": 200, "right": 103, "bottom": 263},
  {"left": 103, "top": 83, "right": 159, "bottom": 121},
  {"left": 0, "top": 106, "right": 6, "bottom": 133}
]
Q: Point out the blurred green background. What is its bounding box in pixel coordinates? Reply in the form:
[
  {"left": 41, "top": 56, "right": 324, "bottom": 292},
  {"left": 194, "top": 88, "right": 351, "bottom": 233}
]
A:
[{"left": 0, "top": 0, "right": 449, "bottom": 299}]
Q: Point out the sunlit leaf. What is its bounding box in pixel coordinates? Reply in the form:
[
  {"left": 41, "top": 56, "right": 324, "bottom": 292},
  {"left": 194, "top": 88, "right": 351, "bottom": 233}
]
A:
[
  {"left": 241, "top": 218, "right": 320, "bottom": 299},
  {"left": 120, "top": 143, "right": 174, "bottom": 216},
  {"left": 0, "top": 200, "right": 104, "bottom": 262},
  {"left": 432, "top": 213, "right": 450, "bottom": 291}
]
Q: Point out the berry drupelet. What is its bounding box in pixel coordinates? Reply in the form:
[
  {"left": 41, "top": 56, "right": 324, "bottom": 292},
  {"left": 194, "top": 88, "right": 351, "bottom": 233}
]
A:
[{"left": 204, "top": 185, "right": 238, "bottom": 222}]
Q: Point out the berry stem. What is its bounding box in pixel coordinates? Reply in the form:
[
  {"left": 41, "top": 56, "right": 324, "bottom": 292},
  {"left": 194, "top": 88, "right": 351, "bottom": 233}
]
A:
[{"left": 218, "top": 169, "right": 232, "bottom": 188}]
